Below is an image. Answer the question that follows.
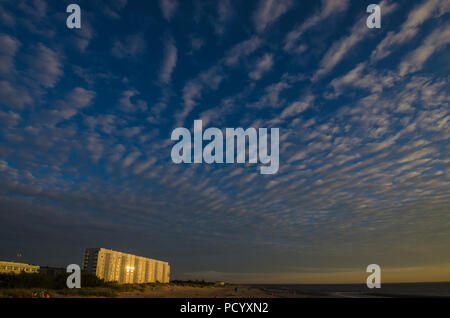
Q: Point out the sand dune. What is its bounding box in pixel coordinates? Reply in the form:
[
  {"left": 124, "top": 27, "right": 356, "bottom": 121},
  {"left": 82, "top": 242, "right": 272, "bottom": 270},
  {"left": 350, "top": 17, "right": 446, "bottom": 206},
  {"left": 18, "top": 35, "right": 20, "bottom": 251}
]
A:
[{"left": 117, "top": 285, "right": 311, "bottom": 298}]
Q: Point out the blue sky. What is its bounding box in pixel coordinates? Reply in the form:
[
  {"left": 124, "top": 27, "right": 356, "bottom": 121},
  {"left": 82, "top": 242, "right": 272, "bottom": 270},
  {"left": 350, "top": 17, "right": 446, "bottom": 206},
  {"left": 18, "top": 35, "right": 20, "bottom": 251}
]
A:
[{"left": 0, "top": 0, "right": 449, "bottom": 283}]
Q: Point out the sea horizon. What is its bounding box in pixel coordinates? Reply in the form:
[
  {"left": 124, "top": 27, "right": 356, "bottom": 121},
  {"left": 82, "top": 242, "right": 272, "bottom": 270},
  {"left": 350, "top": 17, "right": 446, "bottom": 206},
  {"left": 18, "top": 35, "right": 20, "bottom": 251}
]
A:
[{"left": 251, "top": 282, "right": 450, "bottom": 297}]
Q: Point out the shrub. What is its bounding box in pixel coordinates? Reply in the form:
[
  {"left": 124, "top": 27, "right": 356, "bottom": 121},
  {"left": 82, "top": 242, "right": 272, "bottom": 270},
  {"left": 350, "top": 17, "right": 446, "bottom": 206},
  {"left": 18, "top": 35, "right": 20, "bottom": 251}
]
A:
[{"left": 0, "top": 271, "right": 107, "bottom": 290}]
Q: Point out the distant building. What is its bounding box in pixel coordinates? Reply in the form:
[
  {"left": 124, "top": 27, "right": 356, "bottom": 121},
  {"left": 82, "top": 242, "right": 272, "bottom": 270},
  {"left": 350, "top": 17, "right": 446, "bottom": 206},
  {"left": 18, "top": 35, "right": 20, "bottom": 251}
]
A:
[
  {"left": 0, "top": 261, "right": 39, "bottom": 274},
  {"left": 39, "top": 266, "right": 66, "bottom": 276},
  {"left": 82, "top": 248, "right": 170, "bottom": 284}
]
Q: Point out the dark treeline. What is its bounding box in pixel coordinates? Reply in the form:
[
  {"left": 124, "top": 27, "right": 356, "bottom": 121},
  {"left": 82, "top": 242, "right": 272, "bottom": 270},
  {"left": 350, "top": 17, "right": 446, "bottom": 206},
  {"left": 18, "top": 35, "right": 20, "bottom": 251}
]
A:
[{"left": 0, "top": 271, "right": 106, "bottom": 289}]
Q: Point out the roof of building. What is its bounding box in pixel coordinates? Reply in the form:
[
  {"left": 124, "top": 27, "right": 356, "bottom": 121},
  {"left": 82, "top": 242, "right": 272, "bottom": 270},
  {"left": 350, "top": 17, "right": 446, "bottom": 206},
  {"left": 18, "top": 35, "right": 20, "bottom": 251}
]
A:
[
  {"left": 0, "top": 261, "right": 39, "bottom": 267},
  {"left": 87, "top": 248, "right": 170, "bottom": 264}
]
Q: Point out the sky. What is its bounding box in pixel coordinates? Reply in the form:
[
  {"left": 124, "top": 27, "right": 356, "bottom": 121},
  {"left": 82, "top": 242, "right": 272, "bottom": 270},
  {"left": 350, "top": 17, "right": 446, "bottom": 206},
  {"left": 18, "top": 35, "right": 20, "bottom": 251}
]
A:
[{"left": 0, "top": 0, "right": 449, "bottom": 284}]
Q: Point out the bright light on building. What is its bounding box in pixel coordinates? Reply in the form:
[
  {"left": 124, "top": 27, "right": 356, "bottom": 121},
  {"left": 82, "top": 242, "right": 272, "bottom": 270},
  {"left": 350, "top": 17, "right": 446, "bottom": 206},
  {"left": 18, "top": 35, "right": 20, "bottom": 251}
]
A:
[
  {"left": 0, "top": 261, "right": 40, "bottom": 274},
  {"left": 82, "top": 248, "right": 170, "bottom": 284}
]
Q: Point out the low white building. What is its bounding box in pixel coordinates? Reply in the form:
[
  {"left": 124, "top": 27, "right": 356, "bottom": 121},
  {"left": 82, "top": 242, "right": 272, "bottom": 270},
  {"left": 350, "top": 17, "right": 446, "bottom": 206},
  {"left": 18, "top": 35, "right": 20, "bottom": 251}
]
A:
[{"left": 0, "top": 261, "right": 39, "bottom": 274}]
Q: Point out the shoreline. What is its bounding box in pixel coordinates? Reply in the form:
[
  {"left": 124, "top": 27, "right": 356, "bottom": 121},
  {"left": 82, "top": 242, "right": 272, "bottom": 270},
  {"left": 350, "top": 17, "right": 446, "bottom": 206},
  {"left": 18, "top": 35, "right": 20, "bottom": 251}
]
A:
[{"left": 2, "top": 282, "right": 449, "bottom": 298}]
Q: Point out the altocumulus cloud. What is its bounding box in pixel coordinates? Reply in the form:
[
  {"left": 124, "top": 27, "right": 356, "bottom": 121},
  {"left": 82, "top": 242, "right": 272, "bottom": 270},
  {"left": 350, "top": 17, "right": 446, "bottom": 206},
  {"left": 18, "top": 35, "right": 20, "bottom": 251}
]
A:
[{"left": 0, "top": 0, "right": 448, "bottom": 282}]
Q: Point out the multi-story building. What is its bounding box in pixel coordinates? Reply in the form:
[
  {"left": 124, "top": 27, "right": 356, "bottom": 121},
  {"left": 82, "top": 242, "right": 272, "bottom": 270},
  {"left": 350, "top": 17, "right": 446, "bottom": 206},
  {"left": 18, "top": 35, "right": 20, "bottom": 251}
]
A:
[
  {"left": 82, "top": 248, "right": 170, "bottom": 284},
  {"left": 0, "top": 261, "right": 40, "bottom": 274}
]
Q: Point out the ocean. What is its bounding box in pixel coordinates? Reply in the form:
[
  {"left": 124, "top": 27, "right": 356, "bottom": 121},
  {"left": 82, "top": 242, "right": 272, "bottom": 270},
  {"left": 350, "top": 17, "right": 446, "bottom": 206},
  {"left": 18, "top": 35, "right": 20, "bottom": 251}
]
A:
[{"left": 253, "top": 282, "right": 450, "bottom": 298}]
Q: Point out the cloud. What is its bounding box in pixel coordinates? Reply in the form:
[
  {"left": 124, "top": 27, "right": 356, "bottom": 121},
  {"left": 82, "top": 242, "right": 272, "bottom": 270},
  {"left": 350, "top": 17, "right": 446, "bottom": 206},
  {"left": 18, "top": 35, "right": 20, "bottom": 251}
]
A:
[
  {"left": 84, "top": 114, "right": 117, "bottom": 134},
  {"left": 188, "top": 35, "right": 204, "bottom": 52},
  {"left": 121, "top": 126, "right": 142, "bottom": 138},
  {"left": 122, "top": 151, "right": 141, "bottom": 168},
  {"left": 371, "top": 0, "right": 449, "bottom": 62},
  {"left": 159, "top": 0, "right": 178, "bottom": 21},
  {"left": 253, "top": 0, "right": 294, "bottom": 33},
  {"left": 312, "top": 18, "right": 368, "bottom": 81},
  {"left": 397, "top": 147, "right": 436, "bottom": 163},
  {"left": 111, "top": 0, "right": 128, "bottom": 10},
  {"left": 65, "top": 87, "right": 96, "bottom": 109},
  {"left": 1, "top": 0, "right": 449, "bottom": 280},
  {"left": 213, "top": 0, "right": 233, "bottom": 35},
  {"left": 312, "top": 0, "right": 397, "bottom": 81},
  {"left": 45, "top": 87, "right": 96, "bottom": 124},
  {"left": 366, "top": 133, "right": 400, "bottom": 153},
  {"left": 19, "top": 0, "right": 46, "bottom": 20},
  {"left": 398, "top": 23, "right": 450, "bottom": 76},
  {"left": 0, "top": 110, "right": 21, "bottom": 127},
  {"left": 70, "top": 16, "right": 95, "bottom": 52},
  {"left": 177, "top": 81, "right": 203, "bottom": 127},
  {"left": 328, "top": 62, "right": 398, "bottom": 97},
  {"left": 176, "top": 65, "right": 224, "bottom": 127},
  {"left": 249, "top": 80, "right": 290, "bottom": 108},
  {"left": 0, "top": 6, "right": 15, "bottom": 27},
  {"left": 284, "top": 0, "right": 349, "bottom": 51},
  {"left": 224, "top": 36, "right": 262, "bottom": 66},
  {"left": 0, "top": 80, "right": 32, "bottom": 109},
  {"left": 86, "top": 133, "right": 104, "bottom": 163},
  {"left": 102, "top": 0, "right": 128, "bottom": 19},
  {"left": 174, "top": 34, "right": 264, "bottom": 127},
  {"left": 249, "top": 53, "right": 274, "bottom": 80},
  {"left": 160, "top": 37, "right": 178, "bottom": 84},
  {"left": 26, "top": 43, "right": 62, "bottom": 88},
  {"left": 0, "top": 34, "right": 20, "bottom": 74},
  {"left": 199, "top": 96, "right": 236, "bottom": 127},
  {"left": 329, "top": 63, "right": 367, "bottom": 94},
  {"left": 112, "top": 33, "right": 146, "bottom": 58},
  {"left": 280, "top": 94, "right": 314, "bottom": 119},
  {"left": 133, "top": 158, "right": 157, "bottom": 175},
  {"left": 118, "top": 89, "right": 148, "bottom": 113}
]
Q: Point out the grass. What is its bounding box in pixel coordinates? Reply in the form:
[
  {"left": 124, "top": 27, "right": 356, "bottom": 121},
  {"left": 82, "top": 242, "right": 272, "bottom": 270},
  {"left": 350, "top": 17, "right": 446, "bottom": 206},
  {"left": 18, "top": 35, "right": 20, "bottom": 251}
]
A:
[
  {"left": 56, "top": 287, "right": 119, "bottom": 297},
  {"left": 0, "top": 273, "right": 220, "bottom": 298},
  {"left": 0, "top": 288, "right": 49, "bottom": 298},
  {"left": 0, "top": 272, "right": 124, "bottom": 297},
  {"left": 0, "top": 271, "right": 106, "bottom": 289}
]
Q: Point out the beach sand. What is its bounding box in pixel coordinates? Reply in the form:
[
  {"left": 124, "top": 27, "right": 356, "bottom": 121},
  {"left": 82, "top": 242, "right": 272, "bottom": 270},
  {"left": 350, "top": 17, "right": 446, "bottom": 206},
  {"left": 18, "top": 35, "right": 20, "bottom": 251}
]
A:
[{"left": 117, "top": 284, "right": 312, "bottom": 298}]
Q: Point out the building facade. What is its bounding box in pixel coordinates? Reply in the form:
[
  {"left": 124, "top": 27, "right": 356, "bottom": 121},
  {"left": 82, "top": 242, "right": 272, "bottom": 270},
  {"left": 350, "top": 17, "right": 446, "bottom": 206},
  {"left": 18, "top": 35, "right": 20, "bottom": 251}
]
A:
[
  {"left": 0, "top": 261, "right": 40, "bottom": 274},
  {"left": 82, "top": 248, "right": 170, "bottom": 284}
]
